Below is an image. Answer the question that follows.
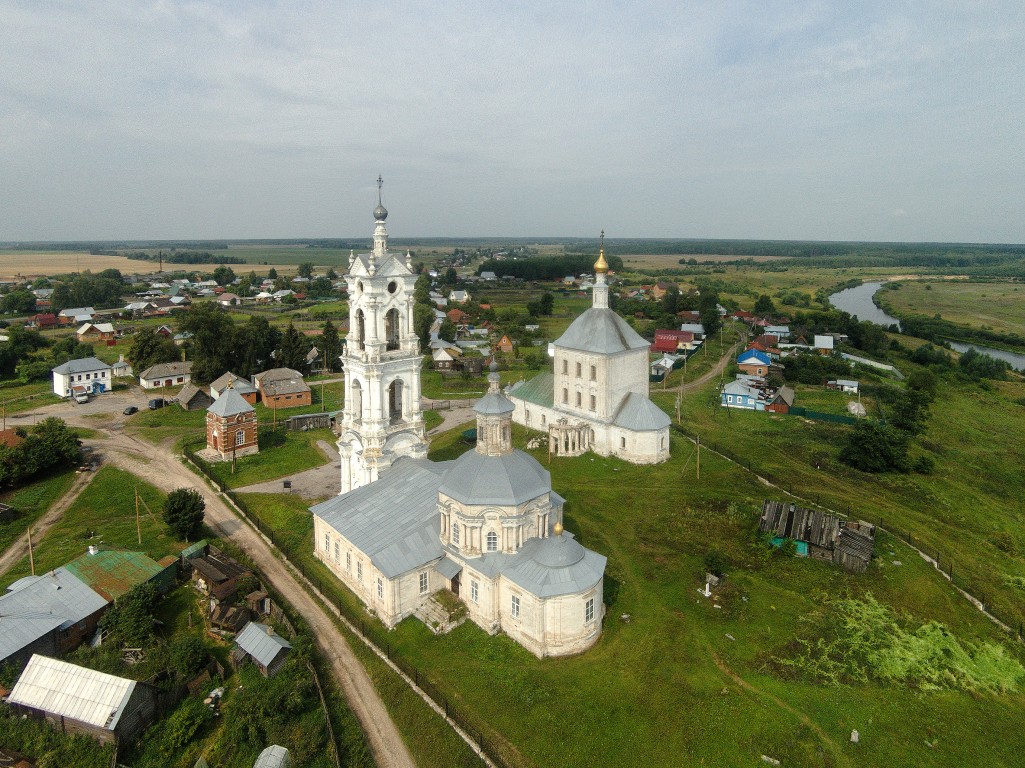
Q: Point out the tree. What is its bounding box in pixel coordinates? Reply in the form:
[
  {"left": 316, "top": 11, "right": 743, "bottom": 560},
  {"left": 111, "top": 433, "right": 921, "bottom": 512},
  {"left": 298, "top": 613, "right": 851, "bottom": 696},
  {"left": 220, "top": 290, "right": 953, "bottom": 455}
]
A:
[
  {"left": 1, "top": 290, "right": 36, "bottom": 315},
  {"left": 414, "top": 303, "right": 434, "bottom": 348},
  {"left": 320, "top": 320, "right": 341, "bottom": 372},
  {"left": 211, "top": 266, "right": 236, "bottom": 286},
  {"left": 753, "top": 294, "right": 775, "bottom": 315},
  {"left": 277, "top": 322, "right": 308, "bottom": 371},
  {"left": 838, "top": 421, "right": 909, "bottom": 473},
  {"left": 438, "top": 318, "right": 456, "bottom": 343},
  {"left": 99, "top": 582, "right": 159, "bottom": 645},
  {"left": 698, "top": 291, "right": 722, "bottom": 340},
  {"left": 169, "top": 636, "right": 208, "bottom": 679},
  {"left": 50, "top": 282, "right": 72, "bottom": 313},
  {"left": 129, "top": 327, "right": 180, "bottom": 374},
  {"left": 163, "top": 488, "right": 205, "bottom": 541},
  {"left": 177, "top": 302, "right": 236, "bottom": 383},
  {"left": 297, "top": 262, "right": 314, "bottom": 279},
  {"left": 444, "top": 267, "right": 457, "bottom": 284},
  {"left": 267, "top": 267, "right": 278, "bottom": 279}
]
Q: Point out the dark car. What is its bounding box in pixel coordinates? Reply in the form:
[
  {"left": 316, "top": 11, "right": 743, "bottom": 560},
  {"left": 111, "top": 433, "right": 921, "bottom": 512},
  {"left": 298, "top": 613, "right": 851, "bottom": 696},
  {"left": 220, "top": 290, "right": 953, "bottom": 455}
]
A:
[
  {"left": 123, "top": 406, "right": 139, "bottom": 415},
  {"left": 147, "top": 398, "right": 165, "bottom": 410}
]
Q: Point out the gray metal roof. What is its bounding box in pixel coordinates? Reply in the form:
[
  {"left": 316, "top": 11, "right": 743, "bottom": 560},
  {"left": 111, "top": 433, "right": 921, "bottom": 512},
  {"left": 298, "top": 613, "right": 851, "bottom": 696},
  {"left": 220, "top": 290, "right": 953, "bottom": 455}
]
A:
[
  {"left": 0, "top": 568, "right": 109, "bottom": 664},
  {"left": 435, "top": 557, "right": 462, "bottom": 580},
  {"left": 51, "top": 357, "right": 110, "bottom": 375},
  {"left": 506, "top": 372, "right": 554, "bottom": 408},
  {"left": 254, "top": 745, "right": 292, "bottom": 768},
  {"left": 207, "top": 388, "right": 254, "bottom": 417},
  {"left": 235, "top": 622, "right": 291, "bottom": 668},
  {"left": 210, "top": 372, "right": 257, "bottom": 394},
  {"left": 9, "top": 655, "right": 137, "bottom": 731},
  {"left": 439, "top": 450, "right": 552, "bottom": 507},
  {"left": 311, "top": 459, "right": 450, "bottom": 578},
  {"left": 612, "top": 392, "right": 671, "bottom": 431},
  {"left": 555, "top": 308, "right": 649, "bottom": 354},
  {"left": 140, "top": 361, "right": 192, "bottom": 380},
  {"left": 474, "top": 391, "right": 515, "bottom": 416}
]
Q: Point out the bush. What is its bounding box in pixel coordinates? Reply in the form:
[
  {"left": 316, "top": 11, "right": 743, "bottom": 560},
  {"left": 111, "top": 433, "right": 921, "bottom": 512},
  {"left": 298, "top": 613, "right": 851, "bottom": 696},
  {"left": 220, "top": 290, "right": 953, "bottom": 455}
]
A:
[
  {"left": 99, "top": 583, "right": 158, "bottom": 645},
  {"left": 912, "top": 455, "right": 935, "bottom": 474},
  {"left": 838, "top": 421, "right": 909, "bottom": 473},
  {"left": 704, "top": 549, "right": 730, "bottom": 577},
  {"left": 169, "top": 636, "right": 208, "bottom": 679}
]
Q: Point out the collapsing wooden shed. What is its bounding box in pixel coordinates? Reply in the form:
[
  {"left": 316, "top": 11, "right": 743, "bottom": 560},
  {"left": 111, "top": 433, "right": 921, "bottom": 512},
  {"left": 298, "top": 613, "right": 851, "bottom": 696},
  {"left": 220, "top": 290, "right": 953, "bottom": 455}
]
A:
[{"left": 758, "top": 500, "right": 875, "bottom": 573}]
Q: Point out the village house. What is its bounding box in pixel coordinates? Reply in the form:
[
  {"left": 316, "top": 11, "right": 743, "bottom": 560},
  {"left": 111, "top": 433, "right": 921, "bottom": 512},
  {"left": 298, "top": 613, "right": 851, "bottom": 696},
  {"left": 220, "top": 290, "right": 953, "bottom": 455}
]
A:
[
  {"left": 814, "top": 335, "right": 836, "bottom": 354},
  {"left": 217, "top": 292, "right": 241, "bottom": 306},
  {"left": 76, "top": 323, "right": 116, "bottom": 345},
  {"left": 111, "top": 355, "right": 133, "bottom": 378},
  {"left": 29, "top": 313, "right": 57, "bottom": 330},
  {"left": 7, "top": 655, "right": 158, "bottom": 745},
  {"left": 232, "top": 622, "right": 292, "bottom": 678},
  {"left": 253, "top": 368, "right": 312, "bottom": 408},
  {"left": 210, "top": 372, "right": 259, "bottom": 404},
  {"left": 51, "top": 357, "right": 112, "bottom": 398},
  {"left": 139, "top": 361, "right": 192, "bottom": 389},
  {"left": 827, "top": 379, "right": 860, "bottom": 394},
  {"left": 177, "top": 384, "right": 214, "bottom": 411},
  {"left": 651, "top": 329, "right": 696, "bottom": 354},
  {"left": 737, "top": 349, "right": 772, "bottom": 377},
  {"left": 496, "top": 334, "right": 515, "bottom": 354},
  {"left": 449, "top": 289, "right": 470, "bottom": 304},
  {"left": 679, "top": 322, "right": 705, "bottom": 339},
  {"left": 57, "top": 307, "right": 95, "bottom": 325}
]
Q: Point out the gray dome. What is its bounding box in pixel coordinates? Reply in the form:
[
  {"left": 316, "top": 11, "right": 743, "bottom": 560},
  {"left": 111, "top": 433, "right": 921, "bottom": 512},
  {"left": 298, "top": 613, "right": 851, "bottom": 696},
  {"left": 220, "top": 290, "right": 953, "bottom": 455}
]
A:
[
  {"left": 474, "top": 391, "right": 514, "bottom": 416},
  {"left": 439, "top": 450, "right": 550, "bottom": 506},
  {"left": 374, "top": 203, "right": 388, "bottom": 221},
  {"left": 532, "top": 533, "right": 586, "bottom": 568},
  {"left": 556, "top": 307, "right": 649, "bottom": 354}
]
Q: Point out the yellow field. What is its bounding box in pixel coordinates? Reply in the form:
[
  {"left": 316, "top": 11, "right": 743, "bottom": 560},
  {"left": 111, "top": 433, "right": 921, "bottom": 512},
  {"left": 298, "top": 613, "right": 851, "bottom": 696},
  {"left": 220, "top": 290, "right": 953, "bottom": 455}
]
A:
[
  {"left": 0, "top": 251, "right": 171, "bottom": 279},
  {"left": 620, "top": 253, "right": 784, "bottom": 269},
  {"left": 880, "top": 279, "right": 1025, "bottom": 337}
]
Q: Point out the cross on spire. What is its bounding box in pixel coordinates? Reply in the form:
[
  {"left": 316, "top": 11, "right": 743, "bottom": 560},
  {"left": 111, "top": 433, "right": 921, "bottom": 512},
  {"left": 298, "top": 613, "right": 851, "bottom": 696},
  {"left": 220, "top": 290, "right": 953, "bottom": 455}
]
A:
[{"left": 377, "top": 175, "right": 383, "bottom": 203}]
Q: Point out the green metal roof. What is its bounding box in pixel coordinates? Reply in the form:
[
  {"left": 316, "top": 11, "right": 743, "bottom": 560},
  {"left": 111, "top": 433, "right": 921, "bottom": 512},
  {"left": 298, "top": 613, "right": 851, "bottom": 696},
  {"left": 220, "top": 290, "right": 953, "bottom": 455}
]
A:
[
  {"left": 64, "top": 549, "right": 165, "bottom": 601},
  {"left": 508, "top": 372, "right": 554, "bottom": 408}
]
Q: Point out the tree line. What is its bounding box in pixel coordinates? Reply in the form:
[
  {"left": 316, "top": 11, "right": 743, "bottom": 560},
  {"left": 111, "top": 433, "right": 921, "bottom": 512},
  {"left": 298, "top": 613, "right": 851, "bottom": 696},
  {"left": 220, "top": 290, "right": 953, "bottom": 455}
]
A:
[{"left": 475, "top": 253, "right": 624, "bottom": 281}]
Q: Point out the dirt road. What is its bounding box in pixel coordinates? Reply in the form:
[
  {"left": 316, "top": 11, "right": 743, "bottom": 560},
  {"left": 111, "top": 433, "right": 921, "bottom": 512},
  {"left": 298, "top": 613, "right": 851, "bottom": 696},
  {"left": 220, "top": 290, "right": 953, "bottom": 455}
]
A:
[
  {"left": 19, "top": 398, "right": 417, "bottom": 768},
  {"left": 0, "top": 469, "right": 97, "bottom": 577}
]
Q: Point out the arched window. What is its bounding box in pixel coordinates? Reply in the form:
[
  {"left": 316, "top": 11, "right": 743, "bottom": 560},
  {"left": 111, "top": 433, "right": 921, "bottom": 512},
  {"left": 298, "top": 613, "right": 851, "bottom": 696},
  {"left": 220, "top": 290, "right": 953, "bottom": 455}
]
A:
[
  {"left": 387, "top": 380, "right": 403, "bottom": 423},
  {"left": 355, "top": 309, "right": 366, "bottom": 351},
  {"left": 486, "top": 531, "right": 498, "bottom": 553},
  {"left": 385, "top": 308, "right": 400, "bottom": 351},
  {"left": 350, "top": 380, "right": 363, "bottom": 423}
]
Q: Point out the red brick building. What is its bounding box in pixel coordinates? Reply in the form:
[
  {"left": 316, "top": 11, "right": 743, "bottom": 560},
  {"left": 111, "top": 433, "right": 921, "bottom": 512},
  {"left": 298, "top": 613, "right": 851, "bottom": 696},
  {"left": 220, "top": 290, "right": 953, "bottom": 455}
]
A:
[{"left": 205, "top": 388, "right": 259, "bottom": 460}]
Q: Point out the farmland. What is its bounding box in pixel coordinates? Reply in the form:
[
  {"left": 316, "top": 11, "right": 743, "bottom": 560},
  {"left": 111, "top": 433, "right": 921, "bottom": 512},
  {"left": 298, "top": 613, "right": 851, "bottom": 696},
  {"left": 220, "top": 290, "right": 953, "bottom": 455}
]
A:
[{"left": 876, "top": 280, "right": 1025, "bottom": 339}]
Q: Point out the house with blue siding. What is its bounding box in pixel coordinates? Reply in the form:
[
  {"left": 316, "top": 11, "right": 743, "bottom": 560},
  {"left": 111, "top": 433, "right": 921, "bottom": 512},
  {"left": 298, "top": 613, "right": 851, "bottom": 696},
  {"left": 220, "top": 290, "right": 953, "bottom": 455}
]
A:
[{"left": 721, "top": 378, "right": 766, "bottom": 410}]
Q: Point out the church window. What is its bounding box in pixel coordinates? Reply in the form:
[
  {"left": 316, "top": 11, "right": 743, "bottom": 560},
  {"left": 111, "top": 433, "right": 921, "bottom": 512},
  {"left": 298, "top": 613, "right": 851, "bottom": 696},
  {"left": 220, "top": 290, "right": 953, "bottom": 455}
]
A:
[
  {"left": 385, "top": 308, "right": 400, "bottom": 350},
  {"left": 561, "top": 360, "right": 568, "bottom": 374},
  {"left": 419, "top": 571, "right": 429, "bottom": 594},
  {"left": 452, "top": 523, "right": 460, "bottom": 545},
  {"left": 471, "top": 580, "right": 479, "bottom": 603},
  {"left": 377, "top": 577, "right": 384, "bottom": 600},
  {"left": 575, "top": 362, "right": 581, "bottom": 377},
  {"left": 541, "top": 415, "right": 546, "bottom": 425},
  {"left": 346, "top": 551, "right": 352, "bottom": 572},
  {"left": 562, "top": 388, "right": 568, "bottom": 404},
  {"left": 511, "top": 595, "right": 520, "bottom": 618},
  {"left": 357, "top": 561, "right": 363, "bottom": 581},
  {"left": 575, "top": 392, "right": 581, "bottom": 407},
  {"left": 620, "top": 436, "right": 626, "bottom": 448},
  {"left": 387, "top": 280, "right": 397, "bottom": 294},
  {"left": 235, "top": 429, "right": 245, "bottom": 446},
  {"left": 486, "top": 531, "right": 498, "bottom": 552},
  {"left": 585, "top": 597, "right": 595, "bottom": 623},
  {"left": 589, "top": 395, "right": 596, "bottom": 411},
  {"left": 334, "top": 541, "right": 339, "bottom": 561},
  {"left": 590, "top": 365, "right": 596, "bottom": 381},
  {"left": 324, "top": 533, "right": 330, "bottom": 552},
  {"left": 661, "top": 437, "right": 666, "bottom": 449}
]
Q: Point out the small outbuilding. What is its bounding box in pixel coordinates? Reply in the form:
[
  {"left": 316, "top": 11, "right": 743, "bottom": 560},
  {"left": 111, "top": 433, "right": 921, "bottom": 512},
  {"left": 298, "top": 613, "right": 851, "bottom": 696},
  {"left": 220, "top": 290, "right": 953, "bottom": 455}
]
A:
[
  {"left": 178, "top": 384, "right": 214, "bottom": 411},
  {"left": 7, "top": 655, "right": 157, "bottom": 745},
  {"left": 232, "top": 622, "right": 292, "bottom": 678},
  {"left": 253, "top": 745, "right": 292, "bottom": 768},
  {"left": 205, "top": 388, "right": 258, "bottom": 460},
  {"left": 759, "top": 500, "right": 875, "bottom": 572}
]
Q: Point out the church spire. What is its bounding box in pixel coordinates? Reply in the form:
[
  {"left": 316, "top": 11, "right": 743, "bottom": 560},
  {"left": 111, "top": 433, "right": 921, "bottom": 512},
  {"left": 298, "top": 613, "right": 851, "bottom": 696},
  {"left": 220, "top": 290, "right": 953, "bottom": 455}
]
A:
[
  {"left": 592, "top": 230, "right": 610, "bottom": 310},
  {"left": 372, "top": 175, "right": 389, "bottom": 261}
]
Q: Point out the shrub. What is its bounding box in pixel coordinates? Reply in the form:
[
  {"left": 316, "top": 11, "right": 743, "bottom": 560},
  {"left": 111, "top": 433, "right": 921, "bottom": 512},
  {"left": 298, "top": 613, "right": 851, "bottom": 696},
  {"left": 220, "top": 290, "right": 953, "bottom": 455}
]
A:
[
  {"left": 169, "top": 636, "right": 208, "bottom": 679},
  {"left": 703, "top": 549, "right": 730, "bottom": 577}
]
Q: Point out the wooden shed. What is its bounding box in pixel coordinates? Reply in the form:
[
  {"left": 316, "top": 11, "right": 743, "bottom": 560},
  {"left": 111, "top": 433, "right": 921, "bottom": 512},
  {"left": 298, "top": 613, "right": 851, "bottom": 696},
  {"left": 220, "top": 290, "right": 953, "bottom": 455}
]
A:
[{"left": 759, "top": 500, "right": 875, "bottom": 572}]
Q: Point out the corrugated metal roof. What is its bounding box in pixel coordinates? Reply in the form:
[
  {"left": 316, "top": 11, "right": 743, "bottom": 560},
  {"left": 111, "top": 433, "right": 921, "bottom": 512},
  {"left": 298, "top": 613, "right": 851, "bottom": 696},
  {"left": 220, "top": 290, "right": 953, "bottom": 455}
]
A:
[
  {"left": 235, "top": 622, "right": 291, "bottom": 668},
  {"left": 0, "top": 569, "right": 108, "bottom": 664},
  {"left": 207, "top": 388, "right": 254, "bottom": 417},
  {"left": 311, "top": 459, "right": 450, "bottom": 578},
  {"left": 555, "top": 308, "right": 649, "bottom": 354},
  {"left": 9, "top": 655, "right": 136, "bottom": 731},
  {"left": 253, "top": 745, "right": 291, "bottom": 768},
  {"left": 64, "top": 549, "right": 163, "bottom": 601}
]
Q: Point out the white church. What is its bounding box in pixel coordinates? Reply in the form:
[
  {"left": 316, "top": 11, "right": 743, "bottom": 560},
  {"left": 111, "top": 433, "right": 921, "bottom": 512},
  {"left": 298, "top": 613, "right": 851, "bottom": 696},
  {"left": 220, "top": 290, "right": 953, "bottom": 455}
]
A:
[
  {"left": 507, "top": 236, "right": 671, "bottom": 464},
  {"left": 315, "top": 183, "right": 607, "bottom": 657}
]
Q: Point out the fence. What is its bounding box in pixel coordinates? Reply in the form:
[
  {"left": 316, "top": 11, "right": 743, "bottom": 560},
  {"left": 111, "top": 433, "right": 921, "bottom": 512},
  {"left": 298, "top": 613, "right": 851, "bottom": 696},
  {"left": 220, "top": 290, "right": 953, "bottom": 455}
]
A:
[
  {"left": 786, "top": 406, "right": 857, "bottom": 425},
  {"left": 668, "top": 425, "right": 1024, "bottom": 643},
  {"left": 181, "top": 439, "right": 511, "bottom": 768}
]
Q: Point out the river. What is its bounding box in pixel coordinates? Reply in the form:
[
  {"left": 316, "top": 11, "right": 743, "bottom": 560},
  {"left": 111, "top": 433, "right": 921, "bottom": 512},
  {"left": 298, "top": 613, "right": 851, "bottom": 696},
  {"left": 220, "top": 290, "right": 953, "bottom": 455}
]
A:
[{"left": 828, "top": 282, "right": 1025, "bottom": 371}]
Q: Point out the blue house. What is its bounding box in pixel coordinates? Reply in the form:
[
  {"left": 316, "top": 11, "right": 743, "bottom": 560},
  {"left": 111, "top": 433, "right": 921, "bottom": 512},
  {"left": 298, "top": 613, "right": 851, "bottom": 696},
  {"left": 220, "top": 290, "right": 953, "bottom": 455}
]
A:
[
  {"left": 737, "top": 349, "right": 772, "bottom": 376},
  {"left": 721, "top": 378, "right": 765, "bottom": 410}
]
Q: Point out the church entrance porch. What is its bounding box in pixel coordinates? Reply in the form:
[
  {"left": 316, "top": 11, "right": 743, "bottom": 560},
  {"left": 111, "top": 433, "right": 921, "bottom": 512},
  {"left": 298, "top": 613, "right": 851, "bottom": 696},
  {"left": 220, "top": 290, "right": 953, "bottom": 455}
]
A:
[
  {"left": 413, "top": 592, "right": 467, "bottom": 635},
  {"left": 548, "top": 421, "right": 594, "bottom": 457}
]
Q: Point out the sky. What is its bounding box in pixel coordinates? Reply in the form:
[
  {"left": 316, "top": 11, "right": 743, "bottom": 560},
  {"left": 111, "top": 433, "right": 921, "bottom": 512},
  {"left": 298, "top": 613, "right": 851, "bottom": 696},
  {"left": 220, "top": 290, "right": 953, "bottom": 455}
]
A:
[{"left": 2, "top": 1, "right": 1024, "bottom": 243}]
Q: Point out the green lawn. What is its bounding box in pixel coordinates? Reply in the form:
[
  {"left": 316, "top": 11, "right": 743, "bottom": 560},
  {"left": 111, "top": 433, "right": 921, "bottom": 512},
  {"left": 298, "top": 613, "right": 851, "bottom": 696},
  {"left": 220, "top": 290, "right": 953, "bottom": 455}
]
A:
[
  {"left": 0, "top": 378, "right": 63, "bottom": 414},
  {"left": 0, "top": 465, "right": 185, "bottom": 590},
  {"left": 0, "top": 467, "right": 79, "bottom": 556},
  {"left": 206, "top": 427, "right": 334, "bottom": 489},
  {"left": 879, "top": 280, "right": 1025, "bottom": 339}
]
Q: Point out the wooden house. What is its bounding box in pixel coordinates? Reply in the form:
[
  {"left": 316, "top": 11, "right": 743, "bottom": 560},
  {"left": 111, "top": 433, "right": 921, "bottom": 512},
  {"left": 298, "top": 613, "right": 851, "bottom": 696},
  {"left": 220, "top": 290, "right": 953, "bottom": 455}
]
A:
[
  {"left": 759, "top": 500, "right": 875, "bottom": 572},
  {"left": 232, "top": 622, "right": 292, "bottom": 678}
]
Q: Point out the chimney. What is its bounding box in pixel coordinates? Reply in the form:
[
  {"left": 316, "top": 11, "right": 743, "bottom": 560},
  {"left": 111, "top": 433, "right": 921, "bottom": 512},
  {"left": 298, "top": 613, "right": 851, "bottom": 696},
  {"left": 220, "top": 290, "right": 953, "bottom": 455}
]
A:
[{"left": 265, "top": 624, "right": 273, "bottom": 636}]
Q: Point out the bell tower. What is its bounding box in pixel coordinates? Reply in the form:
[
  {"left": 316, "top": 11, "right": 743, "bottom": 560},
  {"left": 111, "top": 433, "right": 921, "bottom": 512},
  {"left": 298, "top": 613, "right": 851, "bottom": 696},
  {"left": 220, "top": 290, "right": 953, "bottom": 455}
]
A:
[{"left": 337, "top": 177, "right": 427, "bottom": 493}]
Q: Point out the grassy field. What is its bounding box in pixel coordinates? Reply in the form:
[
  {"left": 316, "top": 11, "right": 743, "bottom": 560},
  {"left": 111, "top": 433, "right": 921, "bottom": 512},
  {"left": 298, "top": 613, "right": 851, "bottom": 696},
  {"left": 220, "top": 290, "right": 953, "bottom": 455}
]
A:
[
  {"left": 0, "top": 467, "right": 79, "bottom": 555},
  {"left": 877, "top": 280, "right": 1025, "bottom": 338},
  {"left": 0, "top": 379, "right": 63, "bottom": 415},
  {"left": 0, "top": 465, "right": 183, "bottom": 590},
  {"left": 207, "top": 427, "right": 334, "bottom": 489}
]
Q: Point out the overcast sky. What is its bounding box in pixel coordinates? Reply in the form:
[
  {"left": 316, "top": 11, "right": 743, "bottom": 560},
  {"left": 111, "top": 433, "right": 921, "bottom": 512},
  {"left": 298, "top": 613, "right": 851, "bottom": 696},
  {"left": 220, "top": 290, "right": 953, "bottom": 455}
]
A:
[{"left": 2, "top": 1, "right": 1024, "bottom": 243}]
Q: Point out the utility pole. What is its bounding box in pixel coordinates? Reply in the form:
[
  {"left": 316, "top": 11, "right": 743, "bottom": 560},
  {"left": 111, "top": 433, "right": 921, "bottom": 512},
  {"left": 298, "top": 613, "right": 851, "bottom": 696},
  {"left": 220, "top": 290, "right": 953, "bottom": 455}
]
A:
[
  {"left": 27, "top": 526, "right": 35, "bottom": 576},
  {"left": 135, "top": 487, "right": 142, "bottom": 545},
  {"left": 696, "top": 436, "right": 700, "bottom": 480}
]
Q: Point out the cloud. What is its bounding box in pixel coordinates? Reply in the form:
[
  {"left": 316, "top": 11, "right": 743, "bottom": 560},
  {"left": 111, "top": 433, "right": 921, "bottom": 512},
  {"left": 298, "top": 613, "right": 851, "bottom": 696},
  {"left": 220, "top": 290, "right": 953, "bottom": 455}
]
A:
[{"left": 1, "top": 1, "right": 1024, "bottom": 241}]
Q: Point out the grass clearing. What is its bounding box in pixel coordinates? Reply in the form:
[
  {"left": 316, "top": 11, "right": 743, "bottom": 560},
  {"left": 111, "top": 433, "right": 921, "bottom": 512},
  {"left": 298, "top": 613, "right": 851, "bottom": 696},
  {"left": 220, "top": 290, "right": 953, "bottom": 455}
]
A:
[
  {"left": 0, "top": 467, "right": 78, "bottom": 554},
  {"left": 207, "top": 427, "right": 334, "bottom": 489},
  {"left": 878, "top": 280, "right": 1025, "bottom": 339}
]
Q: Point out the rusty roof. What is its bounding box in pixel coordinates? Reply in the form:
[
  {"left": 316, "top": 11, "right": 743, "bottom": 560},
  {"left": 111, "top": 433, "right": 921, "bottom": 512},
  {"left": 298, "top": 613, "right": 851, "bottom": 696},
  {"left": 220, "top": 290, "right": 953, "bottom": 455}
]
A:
[{"left": 63, "top": 549, "right": 164, "bottom": 601}]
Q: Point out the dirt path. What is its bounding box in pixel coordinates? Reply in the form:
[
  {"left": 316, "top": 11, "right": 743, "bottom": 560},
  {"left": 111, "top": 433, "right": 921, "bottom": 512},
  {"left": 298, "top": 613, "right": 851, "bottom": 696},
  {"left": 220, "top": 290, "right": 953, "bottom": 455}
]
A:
[
  {"left": 674, "top": 338, "right": 743, "bottom": 396},
  {"left": 0, "top": 469, "right": 97, "bottom": 577},
  {"left": 17, "top": 398, "right": 417, "bottom": 768},
  {"left": 712, "top": 652, "right": 851, "bottom": 767}
]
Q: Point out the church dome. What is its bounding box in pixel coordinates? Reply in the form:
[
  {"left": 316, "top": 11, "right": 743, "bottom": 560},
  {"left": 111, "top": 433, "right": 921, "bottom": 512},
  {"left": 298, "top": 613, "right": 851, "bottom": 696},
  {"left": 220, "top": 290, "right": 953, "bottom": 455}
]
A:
[
  {"left": 532, "top": 532, "right": 586, "bottom": 568},
  {"left": 439, "top": 450, "right": 551, "bottom": 507},
  {"left": 374, "top": 203, "right": 388, "bottom": 221},
  {"left": 556, "top": 307, "right": 651, "bottom": 354}
]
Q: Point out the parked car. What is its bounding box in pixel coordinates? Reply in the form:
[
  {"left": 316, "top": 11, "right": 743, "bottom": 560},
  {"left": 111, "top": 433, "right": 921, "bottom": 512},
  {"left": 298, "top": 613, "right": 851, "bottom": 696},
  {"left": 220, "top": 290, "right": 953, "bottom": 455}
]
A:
[
  {"left": 73, "top": 392, "right": 90, "bottom": 404},
  {"left": 147, "top": 398, "right": 166, "bottom": 410},
  {"left": 123, "top": 406, "right": 139, "bottom": 415}
]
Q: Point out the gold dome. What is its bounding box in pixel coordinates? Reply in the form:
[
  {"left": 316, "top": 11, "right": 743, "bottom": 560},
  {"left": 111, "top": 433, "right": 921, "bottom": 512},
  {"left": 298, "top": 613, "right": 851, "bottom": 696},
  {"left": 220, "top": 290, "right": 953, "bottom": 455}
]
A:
[
  {"left": 594, "top": 230, "right": 609, "bottom": 274},
  {"left": 553, "top": 521, "right": 564, "bottom": 536}
]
